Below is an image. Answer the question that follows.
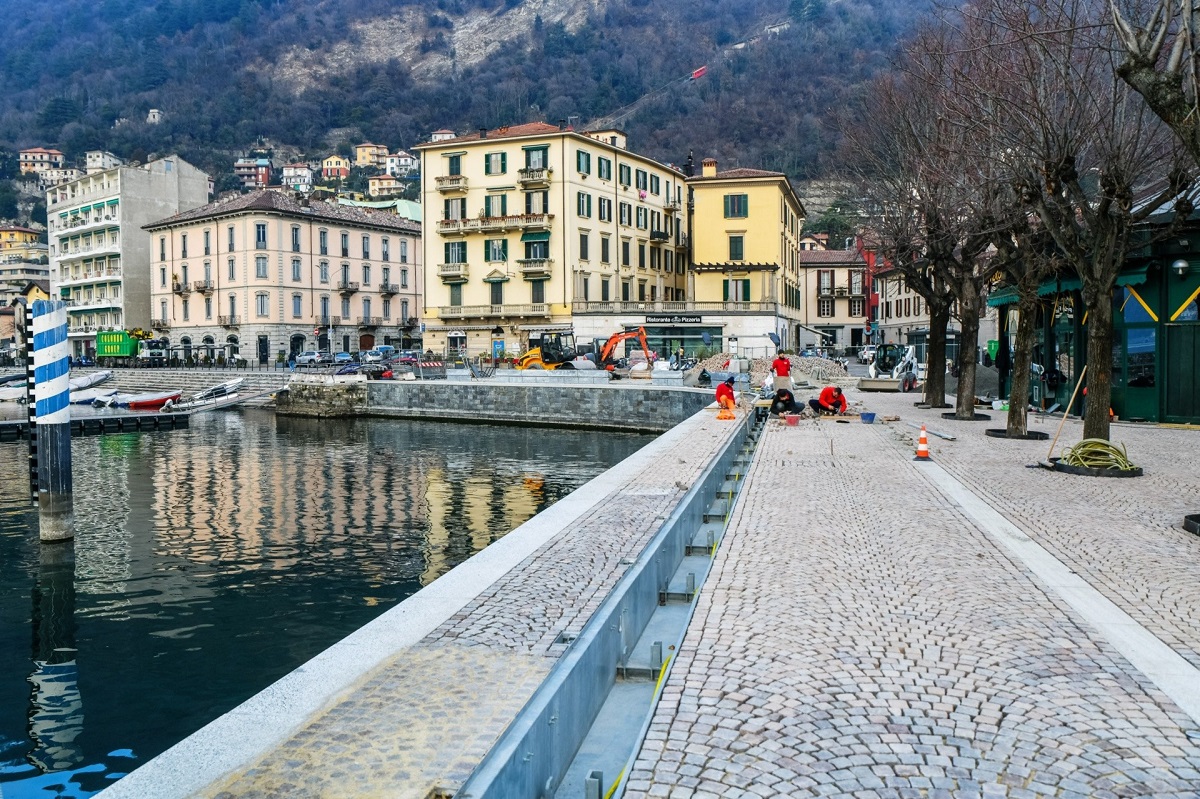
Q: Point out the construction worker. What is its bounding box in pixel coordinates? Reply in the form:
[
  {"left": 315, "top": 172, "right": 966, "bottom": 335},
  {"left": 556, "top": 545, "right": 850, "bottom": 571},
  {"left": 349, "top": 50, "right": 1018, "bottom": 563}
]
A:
[
  {"left": 771, "top": 387, "right": 799, "bottom": 415},
  {"left": 715, "top": 376, "right": 737, "bottom": 419},
  {"left": 809, "top": 385, "right": 847, "bottom": 416},
  {"left": 771, "top": 352, "right": 795, "bottom": 390}
]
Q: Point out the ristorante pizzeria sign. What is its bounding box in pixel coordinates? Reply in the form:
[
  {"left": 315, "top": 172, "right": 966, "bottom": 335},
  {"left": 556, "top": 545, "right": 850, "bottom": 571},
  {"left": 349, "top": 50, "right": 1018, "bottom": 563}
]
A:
[{"left": 645, "top": 315, "right": 702, "bottom": 324}]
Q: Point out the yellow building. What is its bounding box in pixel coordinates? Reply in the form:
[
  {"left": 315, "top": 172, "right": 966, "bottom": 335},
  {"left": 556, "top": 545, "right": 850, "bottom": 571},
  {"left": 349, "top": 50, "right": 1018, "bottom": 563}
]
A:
[
  {"left": 321, "top": 155, "right": 351, "bottom": 180},
  {"left": 686, "top": 158, "right": 807, "bottom": 355},
  {"left": 0, "top": 226, "right": 42, "bottom": 253},
  {"left": 355, "top": 143, "right": 389, "bottom": 169},
  {"left": 414, "top": 122, "right": 690, "bottom": 356}
]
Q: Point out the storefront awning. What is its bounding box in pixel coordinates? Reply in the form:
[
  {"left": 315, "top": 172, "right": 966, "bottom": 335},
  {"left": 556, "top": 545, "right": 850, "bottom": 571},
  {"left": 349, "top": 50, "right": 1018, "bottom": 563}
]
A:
[
  {"left": 520, "top": 231, "right": 550, "bottom": 242},
  {"left": 988, "top": 264, "right": 1149, "bottom": 307}
]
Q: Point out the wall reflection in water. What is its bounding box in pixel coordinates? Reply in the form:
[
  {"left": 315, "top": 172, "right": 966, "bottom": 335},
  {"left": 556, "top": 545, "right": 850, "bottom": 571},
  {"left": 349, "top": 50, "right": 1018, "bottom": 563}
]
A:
[{"left": 0, "top": 409, "right": 652, "bottom": 797}]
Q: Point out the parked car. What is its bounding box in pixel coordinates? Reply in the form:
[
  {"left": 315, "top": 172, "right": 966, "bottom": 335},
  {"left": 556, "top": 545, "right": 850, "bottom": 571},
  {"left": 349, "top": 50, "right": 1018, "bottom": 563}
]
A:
[
  {"left": 72, "top": 355, "right": 96, "bottom": 368},
  {"left": 362, "top": 349, "right": 384, "bottom": 363},
  {"left": 397, "top": 350, "right": 420, "bottom": 365},
  {"left": 295, "top": 350, "right": 322, "bottom": 366},
  {"left": 316, "top": 351, "right": 335, "bottom": 364},
  {"left": 375, "top": 344, "right": 397, "bottom": 360},
  {"left": 333, "top": 352, "right": 353, "bottom": 364},
  {"left": 858, "top": 346, "right": 877, "bottom": 364}
]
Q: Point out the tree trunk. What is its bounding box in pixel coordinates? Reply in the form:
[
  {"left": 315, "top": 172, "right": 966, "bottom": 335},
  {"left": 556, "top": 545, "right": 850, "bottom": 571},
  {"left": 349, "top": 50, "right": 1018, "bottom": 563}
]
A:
[
  {"left": 1005, "top": 291, "right": 1038, "bottom": 436},
  {"left": 924, "top": 303, "right": 950, "bottom": 407},
  {"left": 954, "top": 293, "right": 981, "bottom": 420},
  {"left": 1082, "top": 292, "right": 1114, "bottom": 440}
]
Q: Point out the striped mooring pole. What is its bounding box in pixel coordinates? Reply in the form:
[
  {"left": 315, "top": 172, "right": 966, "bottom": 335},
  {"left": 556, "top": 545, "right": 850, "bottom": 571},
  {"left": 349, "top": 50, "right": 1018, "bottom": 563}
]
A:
[{"left": 23, "top": 299, "right": 74, "bottom": 542}]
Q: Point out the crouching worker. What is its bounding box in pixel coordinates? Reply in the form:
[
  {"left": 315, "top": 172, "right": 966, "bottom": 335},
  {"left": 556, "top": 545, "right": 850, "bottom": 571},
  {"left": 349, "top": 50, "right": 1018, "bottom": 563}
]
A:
[
  {"left": 771, "top": 387, "right": 799, "bottom": 415},
  {"left": 715, "top": 376, "right": 737, "bottom": 420},
  {"left": 808, "top": 385, "right": 847, "bottom": 416}
]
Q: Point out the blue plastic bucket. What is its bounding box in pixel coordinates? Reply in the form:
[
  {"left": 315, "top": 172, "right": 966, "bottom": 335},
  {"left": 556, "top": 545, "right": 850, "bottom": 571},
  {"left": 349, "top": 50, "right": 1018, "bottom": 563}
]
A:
[{"left": 861, "top": 412, "right": 876, "bottom": 424}]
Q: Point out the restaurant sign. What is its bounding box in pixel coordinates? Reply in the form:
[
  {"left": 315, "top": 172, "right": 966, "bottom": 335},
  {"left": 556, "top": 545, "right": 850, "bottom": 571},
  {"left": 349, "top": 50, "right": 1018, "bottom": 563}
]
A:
[{"left": 645, "top": 315, "right": 702, "bottom": 324}]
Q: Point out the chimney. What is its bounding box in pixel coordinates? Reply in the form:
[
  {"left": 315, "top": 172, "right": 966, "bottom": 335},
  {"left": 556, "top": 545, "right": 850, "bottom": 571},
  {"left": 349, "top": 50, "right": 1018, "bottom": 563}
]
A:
[
  {"left": 479, "top": 127, "right": 487, "bottom": 139},
  {"left": 684, "top": 151, "right": 695, "bottom": 177},
  {"left": 701, "top": 158, "right": 717, "bottom": 178},
  {"left": 558, "top": 119, "right": 567, "bottom": 130}
]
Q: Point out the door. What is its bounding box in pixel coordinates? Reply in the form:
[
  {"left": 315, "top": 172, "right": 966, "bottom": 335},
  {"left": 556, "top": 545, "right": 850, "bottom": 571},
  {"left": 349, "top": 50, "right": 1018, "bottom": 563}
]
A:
[
  {"left": 257, "top": 335, "right": 269, "bottom": 365},
  {"left": 1164, "top": 324, "right": 1200, "bottom": 422},
  {"left": 1122, "top": 327, "right": 1157, "bottom": 421},
  {"left": 359, "top": 334, "right": 375, "bottom": 350}
]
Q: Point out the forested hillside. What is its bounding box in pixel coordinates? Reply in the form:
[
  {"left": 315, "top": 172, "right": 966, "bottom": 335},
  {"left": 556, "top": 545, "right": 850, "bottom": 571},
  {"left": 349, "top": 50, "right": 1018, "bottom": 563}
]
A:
[{"left": 0, "top": 0, "right": 927, "bottom": 183}]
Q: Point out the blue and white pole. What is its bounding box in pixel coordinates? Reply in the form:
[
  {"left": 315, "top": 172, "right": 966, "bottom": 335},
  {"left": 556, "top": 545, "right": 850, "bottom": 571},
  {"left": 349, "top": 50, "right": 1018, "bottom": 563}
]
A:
[{"left": 28, "top": 299, "right": 74, "bottom": 542}]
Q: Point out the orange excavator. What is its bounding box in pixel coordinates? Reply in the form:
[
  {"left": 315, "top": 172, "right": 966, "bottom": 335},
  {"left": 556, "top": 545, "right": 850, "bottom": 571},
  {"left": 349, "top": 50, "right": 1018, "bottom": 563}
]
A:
[{"left": 592, "top": 327, "right": 654, "bottom": 374}]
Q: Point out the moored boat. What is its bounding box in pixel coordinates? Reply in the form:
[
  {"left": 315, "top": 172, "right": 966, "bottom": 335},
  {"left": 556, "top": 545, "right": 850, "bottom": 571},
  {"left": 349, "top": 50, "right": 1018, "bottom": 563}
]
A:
[
  {"left": 70, "top": 387, "right": 119, "bottom": 405},
  {"left": 96, "top": 390, "right": 183, "bottom": 411},
  {"left": 162, "top": 378, "right": 245, "bottom": 412}
]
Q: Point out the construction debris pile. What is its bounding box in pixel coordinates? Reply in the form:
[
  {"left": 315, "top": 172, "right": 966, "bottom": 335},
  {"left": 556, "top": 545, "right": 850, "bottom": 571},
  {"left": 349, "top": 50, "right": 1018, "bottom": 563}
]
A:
[{"left": 695, "top": 353, "right": 850, "bottom": 384}]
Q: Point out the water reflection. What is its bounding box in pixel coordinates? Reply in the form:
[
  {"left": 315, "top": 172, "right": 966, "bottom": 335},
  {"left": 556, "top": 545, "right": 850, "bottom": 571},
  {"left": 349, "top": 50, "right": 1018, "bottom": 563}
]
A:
[{"left": 0, "top": 410, "right": 652, "bottom": 797}]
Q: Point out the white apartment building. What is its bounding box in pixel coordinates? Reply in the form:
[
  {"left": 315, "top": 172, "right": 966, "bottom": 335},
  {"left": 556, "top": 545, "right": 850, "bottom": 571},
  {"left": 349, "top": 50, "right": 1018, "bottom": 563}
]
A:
[
  {"left": 85, "top": 151, "right": 123, "bottom": 174},
  {"left": 282, "top": 163, "right": 314, "bottom": 193},
  {"left": 47, "top": 155, "right": 210, "bottom": 357},
  {"left": 144, "top": 189, "right": 422, "bottom": 363},
  {"left": 386, "top": 151, "right": 417, "bottom": 176}
]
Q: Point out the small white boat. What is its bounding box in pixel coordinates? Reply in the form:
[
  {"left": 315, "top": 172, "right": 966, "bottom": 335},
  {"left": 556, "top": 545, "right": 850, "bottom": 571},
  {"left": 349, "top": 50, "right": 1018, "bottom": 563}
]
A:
[
  {"left": 96, "top": 390, "right": 182, "bottom": 411},
  {"left": 70, "top": 387, "right": 119, "bottom": 405},
  {"left": 0, "top": 384, "right": 25, "bottom": 403},
  {"left": 162, "top": 378, "right": 245, "bottom": 412},
  {"left": 69, "top": 370, "right": 113, "bottom": 391}
]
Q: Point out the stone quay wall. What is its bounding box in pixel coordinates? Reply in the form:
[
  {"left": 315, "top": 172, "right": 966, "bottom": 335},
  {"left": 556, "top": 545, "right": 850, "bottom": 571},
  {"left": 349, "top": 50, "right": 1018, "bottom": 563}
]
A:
[{"left": 276, "top": 379, "right": 713, "bottom": 433}]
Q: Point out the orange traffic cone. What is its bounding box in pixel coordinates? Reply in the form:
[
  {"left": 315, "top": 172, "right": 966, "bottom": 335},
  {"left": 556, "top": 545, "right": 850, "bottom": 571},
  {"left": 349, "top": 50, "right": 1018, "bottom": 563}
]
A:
[{"left": 913, "top": 425, "right": 931, "bottom": 461}]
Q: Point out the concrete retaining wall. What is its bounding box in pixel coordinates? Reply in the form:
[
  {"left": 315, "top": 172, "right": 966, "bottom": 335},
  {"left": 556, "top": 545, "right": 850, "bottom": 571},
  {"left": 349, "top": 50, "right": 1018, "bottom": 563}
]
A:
[{"left": 277, "top": 380, "right": 713, "bottom": 433}]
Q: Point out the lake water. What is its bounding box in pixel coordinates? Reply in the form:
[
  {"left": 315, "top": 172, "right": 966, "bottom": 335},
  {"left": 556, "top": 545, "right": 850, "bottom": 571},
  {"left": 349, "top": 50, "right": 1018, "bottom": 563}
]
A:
[{"left": 0, "top": 410, "right": 652, "bottom": 798}]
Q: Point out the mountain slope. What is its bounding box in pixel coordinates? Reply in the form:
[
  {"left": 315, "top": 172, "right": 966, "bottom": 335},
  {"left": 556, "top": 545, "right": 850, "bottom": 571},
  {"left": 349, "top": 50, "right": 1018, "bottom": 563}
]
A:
[{"left": 0, "top": 0, "right": 927, "bottom": 182}]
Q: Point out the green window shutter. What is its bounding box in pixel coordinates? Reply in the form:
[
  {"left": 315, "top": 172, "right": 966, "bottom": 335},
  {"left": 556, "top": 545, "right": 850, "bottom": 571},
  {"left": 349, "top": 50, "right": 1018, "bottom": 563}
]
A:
[
  {"left": 724, "top": 196, "right": 731, "bottom": 218},
  {"left": 444, "top": 242, "right": 451, "bottom": 262},
  {"left": 743, "top": 281, "right": 751, "bottom": 301},
  {"left": 740, "top": 194, "right": 748, "bottom": 217},
  {"left": 501, "top": 153, "right": 507, "bottom": 173},
  {"left": 501, "top": 240, "right": 508, "bottom": 260},
  {"left": 723, "top": 280, "right": 729, "bottom": 301}
]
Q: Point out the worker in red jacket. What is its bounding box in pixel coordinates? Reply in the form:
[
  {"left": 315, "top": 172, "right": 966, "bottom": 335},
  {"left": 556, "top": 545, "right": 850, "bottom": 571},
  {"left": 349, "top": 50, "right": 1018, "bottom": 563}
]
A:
[
  {"left": 808, "top": 385, "right": 847, "bottom": 416},
  {"left": 771, "top": 353, "right": 794, "bottom": 390},
  {"left": 715, "top": 376, "right": 737, "bottom": 419}
]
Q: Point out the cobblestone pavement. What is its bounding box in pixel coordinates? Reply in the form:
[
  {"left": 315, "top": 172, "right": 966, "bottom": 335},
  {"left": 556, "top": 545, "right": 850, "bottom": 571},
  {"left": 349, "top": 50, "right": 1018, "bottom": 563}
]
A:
[
  {"left": 627, "top": 404, "right": 1200, "bottom": 798},
  {"left": 203, "top": 411, "right": 744, "bottom": 799}
]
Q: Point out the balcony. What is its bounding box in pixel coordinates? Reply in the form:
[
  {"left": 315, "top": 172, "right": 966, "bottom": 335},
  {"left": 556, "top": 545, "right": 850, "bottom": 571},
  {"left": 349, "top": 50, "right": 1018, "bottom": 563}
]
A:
[
  {"left": 516, "top": 213, "right": 552, "bottom": 230},
  {"left": 437, "top": 263, "right": 469, "bottom": 281},
  {"left": 437, "top": 303, "right": 549, "bottom": 320},
  {"left": 834, "top": 286, "right": 848, "bottom": 297},
  {"left": 57, "top": 267, "right": 123, "bottom": 286},
  {"left": 330, "top": 316, "right": 345, "bottom": 326},
  {"left": 172, "top": 280, "right": 190, "bottom": 295},
  {"left": 194, "top": 280, "right": 214, "bottom": 295},
  {"left": 337, "top": 281, "right": 360, "bottom": 295},
  {"left": 435, "top": 214, "right": 552, "bottom": 236},
  {"left": 436, "top": 218, "right": 470, "bottom": 235},
  {"left": 151, "top": 319, "right": 170, "bottom": 331},
  {"left": 68, "top": 325, "right": 97, "bottom": 335},
  {"left": 219, "top": 315, "right": 240, "bottom": 328},
  {"left": 379, "top": 283, "right": 399, "bottom": 296},
  {"left": 317, "top": 316, "right": 333, "bottom": 327},
  {"left": 58, "top": 213, "right": 120, "bottom": 236},
  {"left": 517, "top": 258, "right": 554, "bottom": 278},
  {"left": 517, "top": 167, "right": 552, "bottom": 188},
  {"left": 663, "top": 200, "right": 681, "bottom": 213},
  {"left": 435, "top": 175, "right": 469, "bottom": 192},
  {"left": 570, "top": 300, "right": 780, "bottom": 315},
  {"left": 650, "top": 230, "right": 670, "bottom": 242},
  {"left": 357, "top": 316, "right": 384, "bottom": 328}
]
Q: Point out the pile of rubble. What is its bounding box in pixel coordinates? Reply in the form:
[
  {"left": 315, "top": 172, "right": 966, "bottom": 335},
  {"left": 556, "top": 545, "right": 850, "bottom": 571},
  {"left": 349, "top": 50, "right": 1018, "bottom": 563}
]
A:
[{"left": 695, "top": 353, "right": 851, "bottom": 385}]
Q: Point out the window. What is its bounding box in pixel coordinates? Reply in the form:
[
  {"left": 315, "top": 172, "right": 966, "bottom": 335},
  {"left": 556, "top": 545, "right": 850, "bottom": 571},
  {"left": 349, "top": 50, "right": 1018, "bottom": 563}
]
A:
[
  {"left": 579, "top": 232, "right": 589, "bottom": 261},
  {"left": 915, "top": 297, "right": 922, "bottom": 316},
  {"left": 159, "top": 237, "right": 166, "bottom": 261},
  {"left": 490, "top": 282, "right": 504, "bottom": 305},
  {"left": 362, "top": 235, "right": 370, "bottom": 259},
  {"left": 725, "top": 279, "right": 751, "bottom": 301},
  {"left": 638, "top": 281, "right": 646, "bottom": 301},
  {"left": 601, "top": 236, "right": 611, "bottom": 263},
  {"left": 445, "top": 241, "right": 467, "bottom": 263},
  {"left": 622, "top": 281, "right": 630, "bottom": 301},
  {"left": 382, "top": 238, "right": 390, "bottom": 262},
  {"left": 362, "top": 265, "right": 371, "bottom": 284},
  {"left": 447, "top": 154, "right": 462, "bottom": 176},
  {"left": 576, "top": 150, "right": 591, "bottom": 174},
  {"left": 850, "top": 297, "right": 866, "bottom": 317},
  {"left": 160, "top": 266, "right": 167, "bottom": 287},
  {"left": 485, "top": 152, "right": 507, "bottom": 175},
  {"left": 204, "top": 261, "right": 211, "bottom": 281},
  {"left": 160, "top": 300, "right": 167, "bottom": 321},
  {"left": 638, "top": 243, "right": 646, "bottom": 269},
  {"left": 525, "top": 191, "right": 548, "bottom": 214},
  {"left": 444, "top": 198, "right": 467, "bottom": 220},
  {"left": 486, "top": 239, "right": 508, "bottom": 262},
  {"left": 255, "top": 223, "right": 267, "bottom": 249},
  {"left": 650, "top": 175, "right": 660, "bottom": 195},
  {"left": 851, "top": 270, "right": 864, "bottom": 294},
  {"left": 818, "top": 270, "right": 833, "bottom": 293},
  {"left": 724, "top": 194, "right": 749, "bottom": 218},
  {"left": 650, "top": 247, "right": 660, "bottom": 269},
  {"left": 729, "top": 235, "right": 744, "bottom": 261},
  {"left": 320, "top": 296, "right": 330, "bottom": 319},
  {"left": 255, "top": 256, "right": 268, "bottom": 279},
  {"left": 340, "top": 232, "right": 349, "bottom": 257},
  {"left": 621, "top": 240, "right": 631, "bottom": 267},
  {"left": 450, "top": 284, "right": 463, "bottom": 306},
  {"left": 400, "top": 299, "right": 409, "bottom": 321},
  {"left": 292, "top": 258, "right": 302, "bottom": 282},
  {"left": 362, "top": 297, "right": 371, "bottom": 318},
  {"left": 818, "top": 298, "right": 834, "bottom": 318},
  {"left": 319, "top": 261, "right": 329, "bottom": 283},
  {"left": 181, "top": 234, "right": 188, "bottom": 258},
  {"left": 383, "top": 298, "right": 391, "bottom": 319},
  {"left": 905, "top": 298, "right": 911, "bottom": 316},
  {"left": 635, "top": 169, "right": 648, "bottom": 190},
  {"left": 341, "top": 297, "right": 351, "bottom": 316},
  {"left": 228, "top": 226, "right": 235, "bottom": 252},
  {"left": 619, "top": 164, "right": 632, "bottom": 185},
  {"left": 228, "top": 258, "right": 236, "bottom": 280},
  {"left": 598, "top": 157, "right": 612, "bottom": 180},
  {"left": 581, "top": 275, "right": 589, "bottom": 301},
  {"left": 319, "top": 230, "right": 328, "bottom": 255},
  {"left": 576, "top": 192, "right": 592, "bottom": 217},
  {"left": 182, "top": 298, "right": 189, "bottom": 321},
  {"left": 228, "top": 295, "right": 237, "bottom": 318},
  {"left": 256, "top": 293, "right": 269, "bottom": 317},
  {"left": 205, "top": 297, "right": 212, "bottom": 319},
  {"left": 291, "top": 227, "right": 301, "bottom": 253},
  {"left": 484, "top": 194, "right": 507, "bottom": 217},
  {"left": 204, "top": 230, "right": 211, "bottom": 256},
  {"left": 292, "top": 294, "right": 302, "bottom": 318},
  {"left": 399, "top": 240, "right": 408, "bottom": 263},
  {"left": 531, "top": 280, "right": 545, "bottom": 304},
  {"left": 619, "top": 202, "right": 632, "bottom": 226},
  {"left": 400, "top": 268, "right": 408, "bottom": 288},
  {"left": 598, "top": 197, "right": 612, "bottom": 222},
  {"left": 636, "top": 207, "right": 647, "bottom": 229},
  {"left": 525, "top": 147, "right": 548, "bottom": 170},
  {"left": 601, "top": 279, "right": 610, "bottom": 301},
  {"left": 525, "top": 240, "right": 549, "bottom": 260}
]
